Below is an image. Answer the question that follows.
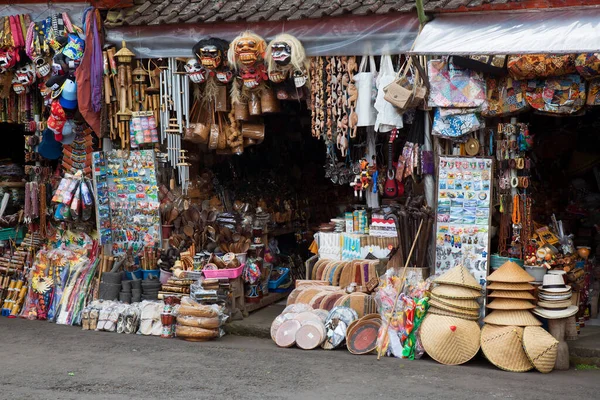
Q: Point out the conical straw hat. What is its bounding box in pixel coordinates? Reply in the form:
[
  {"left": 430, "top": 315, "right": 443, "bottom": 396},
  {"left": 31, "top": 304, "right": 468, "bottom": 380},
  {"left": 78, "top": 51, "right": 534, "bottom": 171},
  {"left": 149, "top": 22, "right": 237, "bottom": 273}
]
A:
[
  {"left": 480, "top": 324, "right": 533, "bottom": 372},
  {"left": 487, "top": 261, "right": 535, "bottom": 283},
  {"left": 486, "top": 298, "right": 536, "bottom": 310},
  {"left": 430, "top": 294, "right": 480, "bottom": 311},
  {"left": 429, "top": 299, "right": 480, "bottom": 316},
  {"left": 488, "top": 290, "right": 535, "bottom": 300},
  {"left": 420, "top": 314, "right": 481, "bottom": 365},
  {"left": 428, "top": 307, "right": 480, "bottom": 321},
  {"left": 486, "top": 282, "right": 534, "bottom": 291},
  {"left": 434, "top": 265, "right": 482, "bottom": 290},
  {"left": 431, "top": 285, "right": 481, "bottom": 300},
  {"left": 522, "top": 326, "right": 559, "bottom": 373},
  {"left": 483, "top": 310, "right": 541, "bottom": 326}
]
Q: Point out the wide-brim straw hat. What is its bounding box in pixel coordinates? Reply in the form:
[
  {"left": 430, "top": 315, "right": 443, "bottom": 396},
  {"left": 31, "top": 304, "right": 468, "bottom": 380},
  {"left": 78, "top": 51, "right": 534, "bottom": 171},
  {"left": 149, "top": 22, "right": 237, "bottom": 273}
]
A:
[
  {"left": 488, "top": 290, "right": 535, "bottom": 300},
  {"left": 539, "top": 285, "right": 572, "bottom": 294},
  {"left": 434, "top": 265, "right": 482, "bottom": 290},
  {"left": 487, "top": 261, "right": 535, "bottom": 283},
  {"left": 480, "top": 324, "right": 533, "bottom": 372},
  {"left": 532, "top": 305, "right": 579, "bottom": 319},
  {"left": 430, "top": 294, "right": 480, "bottom": 311},
  {"left": 486, "top": 282, "right": 534, "bottom": 291},
  {"left": 431, "top": 284, "right": 481, "bottom": 300},
  {"left": 536, "top": 299, "right": 573, "bottom": 309},
  {"left": 538, "top": 292, "right": 572, "bottom": 302},
  {"left": 486, "top": 298, "right": 536, "bottom": 310},
  {"left": 429, "top": 299, "right": 480, "bottom": 317},
  {"left": 428, "top": 306, "right": 480, "bottom": 321},
  {"left": 483, "top": 310, "right": 542, "bottom": 326},
  {"left": 420, "top": 314, "right": 481, "bottom": 365},
  {"left": 522, "top": 326, "right": 559, "bottom": 373}
]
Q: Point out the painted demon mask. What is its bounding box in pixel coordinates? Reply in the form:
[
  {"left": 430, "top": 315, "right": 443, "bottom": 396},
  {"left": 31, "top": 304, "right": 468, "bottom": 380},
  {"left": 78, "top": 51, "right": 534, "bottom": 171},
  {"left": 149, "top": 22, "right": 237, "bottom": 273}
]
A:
[
  {"left": 193, "top": 38, "right": 229, "bottom": 70},
  {"left": 266, "top": 34, "right": 308, "bottom": 88},
  {"left": 12, "top": 76, "right": 25, "bottom": 95},
  {"left": 228, "top": 32, "right": 266, "bottom": 69},
  {"left": 0, "top": 49, "right": 16, "bottom": 72},
  {"left": 15, "top": 63, "right": 36, "bottom": 87},
  {"left": 240, "top": 64, "right": 268, "bottom": 89},
  {"left": 184, "top": 58, "right": 207, "bottom": 84},
  {"left": 34, "top": 57, "right": 51, "bottom": 78}
]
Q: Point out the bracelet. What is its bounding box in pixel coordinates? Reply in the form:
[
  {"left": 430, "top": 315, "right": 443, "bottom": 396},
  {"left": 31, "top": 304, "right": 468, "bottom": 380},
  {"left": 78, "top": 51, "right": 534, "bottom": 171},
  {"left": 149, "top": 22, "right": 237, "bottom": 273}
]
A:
[
  {"left": 511, "top": 176, "right": 519, "bottom": 188},
  {"left": 516, "top": 158, "right": 525, "bottom": 169}
]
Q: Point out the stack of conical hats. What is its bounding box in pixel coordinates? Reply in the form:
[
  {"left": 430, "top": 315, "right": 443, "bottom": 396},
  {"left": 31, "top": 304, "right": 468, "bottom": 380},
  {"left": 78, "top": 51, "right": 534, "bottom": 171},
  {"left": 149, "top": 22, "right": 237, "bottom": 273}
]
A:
[
  {"left": 484, "top": 261, "right": 541, "bottom": 327},
  {"left": 420, "top": 265, "right": 482, "bottom": 365},
  {"left": 481, "top": 261, "right": 545, "bottom": 373}
]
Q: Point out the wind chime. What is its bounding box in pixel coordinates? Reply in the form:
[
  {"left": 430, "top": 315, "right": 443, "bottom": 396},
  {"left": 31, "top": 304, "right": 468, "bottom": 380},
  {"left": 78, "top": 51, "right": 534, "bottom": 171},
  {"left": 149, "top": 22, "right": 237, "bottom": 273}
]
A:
[
  {"left": 106, "top": 41, "right": 136, "bottom": 148},
  {"left": 160, "top": 58, "right": 191, "bottom": 190}
]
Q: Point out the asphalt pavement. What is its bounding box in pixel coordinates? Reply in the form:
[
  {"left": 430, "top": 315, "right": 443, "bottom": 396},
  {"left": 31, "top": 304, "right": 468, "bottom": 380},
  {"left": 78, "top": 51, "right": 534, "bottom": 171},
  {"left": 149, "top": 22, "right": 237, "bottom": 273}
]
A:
[{"left": 0, "top": 318, "right": 598, "bottom": 400}]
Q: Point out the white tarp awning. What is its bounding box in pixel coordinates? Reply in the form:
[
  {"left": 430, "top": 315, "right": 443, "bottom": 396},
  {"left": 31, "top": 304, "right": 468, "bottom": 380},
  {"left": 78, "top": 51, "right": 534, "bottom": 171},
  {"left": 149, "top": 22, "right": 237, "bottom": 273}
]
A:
[
  {"left": 411, "top": 9, "right": 600, "bottom": 55},
  {"left": 106, "top": 14, "right": 419, "bottom": 58}
]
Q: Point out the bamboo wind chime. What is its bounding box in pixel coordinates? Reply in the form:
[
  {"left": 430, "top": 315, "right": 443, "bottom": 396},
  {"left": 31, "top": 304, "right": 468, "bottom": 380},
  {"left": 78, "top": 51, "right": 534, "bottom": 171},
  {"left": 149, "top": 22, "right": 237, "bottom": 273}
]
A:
[{"left": 160, "top": 58, "right": 191, "bottom": 193}]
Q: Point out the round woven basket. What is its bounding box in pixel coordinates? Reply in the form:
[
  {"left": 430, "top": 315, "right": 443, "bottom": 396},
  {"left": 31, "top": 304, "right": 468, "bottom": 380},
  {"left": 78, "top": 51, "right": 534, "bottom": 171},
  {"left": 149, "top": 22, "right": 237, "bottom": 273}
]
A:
[
  {"left": 270, "top": 313, "right": 297, "bottom": 342},
  {"left": 420, "top": 314, "right": 481, "bottom": 365},
  {"left": 486, "top": 298, "right": 536, "bottom": 310},
  {"left": 483, "top": 310, "right": 542, "bottom": 326},
  {"left": 486, "top": 282, "right": 534, "bottom": 291},
  {"left": 480, "top": 324, "right": 533, "bottom": 372},
  {"left": 346, "top": 319, "right": 381, "bottom": 355},
  {"left": 430, "top": 294, "right": 481, "bottom": 311},
  {"left": 431, "top": 284, "right": 481, "bottom": 300},
  {"left": 522, "top": 326, "right": 559, "bottom": 373},
  {"left": 335, "top": 292, "right": 377, "bottom": 318},
  {"left": 319, "top": 292, "right": 345, "bottom": 311},
  {"left": 488, "top": 290, "right": 536, "bottom": 300},
  {"left": 296, "top": 321, "right": 326, "bottom": 350},
  {"left": 275, "top": 320, "right": 301, "bottom": 348},
  {"left": 296, "top": 288, "right": 324, "bottom": 305}
]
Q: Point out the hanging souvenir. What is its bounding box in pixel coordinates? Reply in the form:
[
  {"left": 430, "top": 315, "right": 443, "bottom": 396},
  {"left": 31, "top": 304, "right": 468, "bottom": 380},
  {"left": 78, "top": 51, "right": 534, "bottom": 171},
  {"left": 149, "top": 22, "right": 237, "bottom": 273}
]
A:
[
  {"left": 266, "top": 34, "right": 309, "bottom": 88},
  {"left": 193, "top": 37, "right": 233, "bottom": 84},
  {"left": 184, "top": 57, "right": 206, "bottom": 84},
  {"left": 0, "top": 49, "right": 16, "bottom": 72}
]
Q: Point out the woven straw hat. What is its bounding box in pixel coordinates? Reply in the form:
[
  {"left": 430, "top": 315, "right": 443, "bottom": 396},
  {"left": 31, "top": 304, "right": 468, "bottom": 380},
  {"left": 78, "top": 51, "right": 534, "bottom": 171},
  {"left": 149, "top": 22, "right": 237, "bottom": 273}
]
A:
[
  {"left": 430, "top": 294, "right": 480, "bottom": 311},
  {"left": 486, "top": 298, "right": 536, "bottom": 310},
  {"left": 428, "top": 306, "right": 480, "bottom": 321},
  {"left": 532, "top": 305, "right": 579, "bottom": 319},
  {"left": 538, "top": 292, "right": 572, "bottom": 301},
  {"left": 536, "top": 299, "right": 572, "bottom": 309},
  {"left": 488, "top": 290, "right": 536, "bottom": 300},
  {"left": 487, "top": 261, "right": 535, "bottom": 283},
  {"left": 420, "top": 314, "right": 481, "bottom": 365},
  {"left": 429, "top": 298, "right": 481, "bottom": 317},
  {"left": 522, "top": 326, "right": 559, "bottom": 373},
  {"left": 486, "top": 282, "right": 534, "bottom": 291},
  {"left": 483, "top": 310, "right": 542, "bottom": 326},
  {"left": 434, "top": 265, "right": 482, "bottom": 290},
  {"left": 432, "top": 284, "right": 481, "bottom": 300},
  {"left": 480, "top": 324, "right": 533, "bottom": 372}
]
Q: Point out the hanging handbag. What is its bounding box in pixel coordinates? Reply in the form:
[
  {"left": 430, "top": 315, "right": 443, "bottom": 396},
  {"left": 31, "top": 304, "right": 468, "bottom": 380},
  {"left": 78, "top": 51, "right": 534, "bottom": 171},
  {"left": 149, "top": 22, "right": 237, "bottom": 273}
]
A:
[
  {"left": 452, "top": 55, "right": 507, "bottom": 76},
  {"left": 383, "top": 57, "right": 415, "bottom": 112},
  {"left": 427, "top": 58, "right": 486, "bottom": 108},
  {"left": 586, "top": 79, "right": 600, "bottom": 106},
  {"left": 208, "top": 106, "right": 219, "bottom": 150},
  {"left": 432, "top": 108, "right": 483, "bottom": 138},
  {"left": 507, "top": 54, "right": 576, "bottom": 80},
  {"left": 354, "top": 55, "right": 378, "bottom": 127},
  {"left": 375, "top": 55, "right": 404, "bottom": 132},
  {"left": 525, "top": 74, "right": 586, "bottom": 115},
  {"left": 575, "top": 53, "right": 600, "bottom": 80},
  {"left": 482, "top": 76, "right": 530, "bottom": 117},
  {"left": 184, "top": 99, "right": 210, "bottom": 144}
]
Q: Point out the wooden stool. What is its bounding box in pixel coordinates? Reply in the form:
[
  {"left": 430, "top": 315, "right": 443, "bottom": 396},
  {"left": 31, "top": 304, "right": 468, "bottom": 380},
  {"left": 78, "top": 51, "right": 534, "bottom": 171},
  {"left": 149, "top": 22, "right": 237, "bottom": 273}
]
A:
[
  {"left": 548, "top": 318, "right": 570, "bottom": 371},
  {"left": 231, "top": 276, "right": 247, "bottom": 318}
]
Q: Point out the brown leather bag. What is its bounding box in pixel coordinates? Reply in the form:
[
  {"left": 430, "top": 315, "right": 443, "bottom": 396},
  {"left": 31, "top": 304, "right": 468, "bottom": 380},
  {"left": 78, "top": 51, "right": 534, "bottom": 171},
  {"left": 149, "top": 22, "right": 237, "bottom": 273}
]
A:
[
  {"left": 241, "top": 121, "right": 265, "bottom": 140},
  {"left": 208, "top": 107, "right": 219, "bottom": 150},
  {"left": 185, "top": 99, "right": 210, "bottom": 144}
]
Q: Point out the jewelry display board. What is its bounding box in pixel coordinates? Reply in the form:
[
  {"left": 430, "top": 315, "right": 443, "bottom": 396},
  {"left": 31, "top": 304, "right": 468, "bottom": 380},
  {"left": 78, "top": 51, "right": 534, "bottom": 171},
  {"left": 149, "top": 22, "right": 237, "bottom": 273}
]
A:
[
  {"left": 92, "top": 150, "right": 161, "bottom": 254},
  {"left": 434, "top": 156, "right": 493, "bottom": 287}
]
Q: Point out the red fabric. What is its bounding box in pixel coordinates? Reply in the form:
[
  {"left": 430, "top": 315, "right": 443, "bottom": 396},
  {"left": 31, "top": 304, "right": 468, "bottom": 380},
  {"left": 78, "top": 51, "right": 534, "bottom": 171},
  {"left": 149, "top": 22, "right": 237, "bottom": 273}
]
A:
[{"left": 76, "top": 9, "right": 102, "bottom": 136}]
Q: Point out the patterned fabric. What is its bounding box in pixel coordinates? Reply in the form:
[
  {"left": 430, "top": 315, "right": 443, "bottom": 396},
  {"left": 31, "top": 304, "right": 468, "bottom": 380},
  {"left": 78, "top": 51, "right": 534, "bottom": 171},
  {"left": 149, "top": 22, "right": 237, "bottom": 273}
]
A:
[
  {"left": 483, "top": 76, "right": 530, "bottom": 117},
  {"left": 507, "top": 54, "right": 576, "bottom": 80},
  {"left": 432, "top": 108, "right": 483, "bottom": 138},
  {"left": 586, "top": 79, "right": 600, "bottom": 106},
  {"left": 427, "top": 58, "right": 486, "bottom": 108},
  {"left": 469, "top": 55, "right": 506, "bottom": 68},
  {"left": 525, "top": 74, "right": 586, "bottom": 115},
  {"left": 575, "top": 53, "right": 600, "bottom": 80}
]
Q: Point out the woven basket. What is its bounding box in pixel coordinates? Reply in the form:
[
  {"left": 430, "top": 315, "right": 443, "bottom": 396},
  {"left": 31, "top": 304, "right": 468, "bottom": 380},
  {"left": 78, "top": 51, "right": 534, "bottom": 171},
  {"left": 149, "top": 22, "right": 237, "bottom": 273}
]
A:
[
  {"left": 486, "top": 298, "right": 536, "bottom": 310},
  {"left": 275, "top": 320, "right": 301, "bottom": 347},
  {"left": 270, "top": 313, "right": 297, "bottom": 342},
  {"left": 483, "top": 310, "right": 542, "bottom": 326},
  {"left": 420, "top": 314, "right": 481, "bottom": 365},
  {"left": 311, "top": 259, "right": 329, "bottom": 280},
  {"left": 295, "top": 288, "right": 325, "bottom": 305},
  {"left": 332, "top": 261, "right": 348, "bottom": 286},
  {"left": 522, "top": 326, "right": 559, "bottom": 373},
  {"left": 338, "top": 262, "right": 356, "bottom": 288},
  {"left": 319, "top": 292, "right": 345, "bottom": 311},
  {"left": 346, "top": 319, "right": 381, "bottom": 355},
  {"left": 295, "top": 321, "right": 326, "bottom": 350},
  {"left": 432, "top": 284, "right": 481, "bottom": 300},
  {"left": 336, "top": 292, "right": 377, "bottom": 318},
  {"left": 480, "top": 324, "right": 533, "bottom": 372}
]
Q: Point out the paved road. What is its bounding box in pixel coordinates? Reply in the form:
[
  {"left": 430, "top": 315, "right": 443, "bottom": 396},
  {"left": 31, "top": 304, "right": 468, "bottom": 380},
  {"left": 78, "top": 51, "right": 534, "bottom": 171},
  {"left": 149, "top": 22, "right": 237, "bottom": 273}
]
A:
[{"left": 0, "top": 318, "right": 597, "bottom": 400}]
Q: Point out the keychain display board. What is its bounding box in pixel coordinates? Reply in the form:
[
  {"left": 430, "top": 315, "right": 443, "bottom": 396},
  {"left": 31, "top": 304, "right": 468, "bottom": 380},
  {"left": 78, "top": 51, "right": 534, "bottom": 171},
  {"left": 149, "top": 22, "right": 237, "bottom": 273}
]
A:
[
  {"left": 434, "top": 156, "right": 493, "bottom": 287},
  {"left": 92, "top": 150, "right": 161, "bottom": 254}
]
